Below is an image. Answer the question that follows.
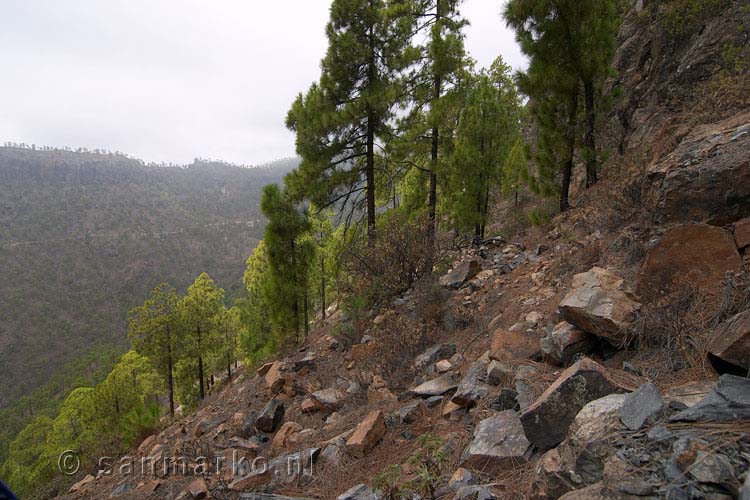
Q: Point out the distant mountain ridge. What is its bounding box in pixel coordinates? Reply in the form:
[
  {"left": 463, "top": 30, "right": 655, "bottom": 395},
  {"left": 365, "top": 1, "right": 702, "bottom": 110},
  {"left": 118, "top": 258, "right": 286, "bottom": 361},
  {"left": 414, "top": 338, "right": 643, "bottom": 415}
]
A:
[{"left": 0, "top": 146, "right": 298, "bottom": 411}]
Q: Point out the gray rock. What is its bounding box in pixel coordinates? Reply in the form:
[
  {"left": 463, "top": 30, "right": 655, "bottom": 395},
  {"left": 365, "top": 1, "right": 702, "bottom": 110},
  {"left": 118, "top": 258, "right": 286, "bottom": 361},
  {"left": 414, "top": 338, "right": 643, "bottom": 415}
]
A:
[
  {"left": 489, "top": 389, "right": 519, "bottom": 412},
  {"left": 336, "top": 484, "right": 378, "bottom": 500},
  {"left": 689, "top": 452, "right": 735, "bottom": 487},
  {"left": 241, "top": 495, "right": 315, "bottom": 500},
  {"left": 620, "top": 381, "right": 664, "bottom": 430},
  {"left": 411, "top": 372, "right": 460, "bottom": 398},
  {"left": 239, "top": 411, "right": 258, "bottom": 438},
  {"left": 453, "top": 485, "right": 496, "bottom": 500},
  {"left": 670, "top": 375, "right": 750, "bottom": 422},
  {"left": 541, "top": 322, "right": 597, "bottom": 366},
  {"left": 255, "top": 399, "right": 285, "bottom": 433},
  {"left": 486, "top": 360, "right": 510, "bottom": 386},
  {"left": 461, "top": 410, "right": 531, "bottom": 472},
  {"left": 740, "top": 469, "right": 750, "bottom": 500},
  {"left": 311, "top": 388, "right": 347, "bottom": 411},
  {"left": 558, "top": 267, "right": 641, "bottom": 345},
  {"left": 110, "top": 481, "right": 132, "bottom": 498},
  {"left": 440, "top": 260, "right": 482, "bottom": 289},
  {"left": 414, "top": 344, "right": 457, "bottom": 371},
  {"left": 398, "top": 400, "right": 425, "bottom": 424},
  {"left": 425, "top": 395, "right": 443, "bottom": 408},
  {"left": 708, "top": 309, "right": 750, "bottom": 371},
  {"left": 452, "top": 360, "right": 491, "bottom": 407},
  {"left": 519, "top": 358, "right": 643, "bottom": 450}
]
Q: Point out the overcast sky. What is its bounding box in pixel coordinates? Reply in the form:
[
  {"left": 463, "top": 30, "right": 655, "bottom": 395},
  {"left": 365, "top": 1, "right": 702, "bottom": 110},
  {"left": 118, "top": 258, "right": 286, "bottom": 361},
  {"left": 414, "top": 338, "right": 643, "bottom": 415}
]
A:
[{"left": 0, "top": 1, "right": 526, "bottom": 166}]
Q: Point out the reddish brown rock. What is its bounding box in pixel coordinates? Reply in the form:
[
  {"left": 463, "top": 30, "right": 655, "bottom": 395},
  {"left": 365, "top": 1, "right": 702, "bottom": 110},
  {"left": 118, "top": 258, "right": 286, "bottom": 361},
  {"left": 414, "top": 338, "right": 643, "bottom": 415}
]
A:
[
  {"left": 187, "top": 478, "right": 208, "bottom": 499},
  {"left": 257, "top": 361, "right": 275, "bottom": 377},
  {"left": 708, "top": 310, "right": 750, "bottom": 371},
  {"left": 636, "top": 224, "right": 742, "bottom": 302},
  {"left": 264, "top": 361, "right": 288, "bottom": 393},
  {"left": 519, "top": 358, "right": 643, "bottom": 450},
  {"left": 69, "top": 475, "right": 95, "bottom": 493},
  {"left": 346, "top": 410, "right": 386, "bottom": 457},
  {"left": 489, "top": 328, "right": 541, "bottom": 362},
  {"left": 541, "top": 322, "right": 597, "bottom": 366},
  {"left": 272, "top": 421, "right": 303, "bottom": 450},
  {"left": 735, "top": 218, "right": 750, "bottom": 251}
]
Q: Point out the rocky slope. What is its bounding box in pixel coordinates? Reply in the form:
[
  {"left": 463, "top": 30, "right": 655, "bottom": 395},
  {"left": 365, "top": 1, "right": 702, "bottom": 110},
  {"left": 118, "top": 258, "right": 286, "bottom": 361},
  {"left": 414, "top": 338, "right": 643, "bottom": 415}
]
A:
[{"left": 53, "top": 1, "right": 750, "bottom": 499}]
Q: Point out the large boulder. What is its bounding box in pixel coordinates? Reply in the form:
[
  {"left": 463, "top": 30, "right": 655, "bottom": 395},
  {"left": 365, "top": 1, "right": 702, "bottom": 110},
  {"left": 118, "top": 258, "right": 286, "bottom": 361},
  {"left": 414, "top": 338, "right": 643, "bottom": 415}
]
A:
[
  {"left": 636, "top": 224, "right": 742, "bottom": 301},
  {"left": 489, "top": 329, "right": 541, "bottom": 363},
  {"left": 519, "top": 358, "right": 642, "bottom": 450},
  {"left": 440, "top": 260, "right": 481, "bottom": 289},
  {"left": 637, "top": 224, "right": 742, "bottom": 300},
  {"left": 272, "top": 421, "right": 303, "bottom": 450},
  {"left": 265, "top": 361, "right": 290, "bottom": 394},
  {"left": 708, "top": 310, "right": 750, "bottom": 371},
  {"left": 670, "top": 375, "right": 750, "bottom": 422},
  {"left": 346, "top": 410, "right": 386, "bottom": 457},
  {"left": 559, "top": 267, "right": 641, "bottom": 345},
  {"left": 540, "top": 322, "right": 597, "bottom": 366},
  {"left": 645, "top": 110, "right": 750, "bottom": 226},
  {"left": 461, "top": 410, "right": 531, "bottom": 472}
]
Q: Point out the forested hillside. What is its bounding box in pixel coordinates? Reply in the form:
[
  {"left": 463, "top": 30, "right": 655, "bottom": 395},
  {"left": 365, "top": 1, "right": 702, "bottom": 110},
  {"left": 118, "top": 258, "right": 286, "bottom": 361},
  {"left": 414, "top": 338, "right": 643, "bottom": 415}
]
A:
[{"left": 0, "top": 147, "right": 295, "bottom": 455}]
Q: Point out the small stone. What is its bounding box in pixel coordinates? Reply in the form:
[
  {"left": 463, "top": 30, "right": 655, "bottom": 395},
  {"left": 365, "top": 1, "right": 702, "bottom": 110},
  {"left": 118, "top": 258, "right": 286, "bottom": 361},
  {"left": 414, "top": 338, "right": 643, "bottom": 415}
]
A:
[
  {"left": 425, "top": 395, "right": 443, "bottom": 408},
  {"left": 485, "top": 360, "right": 510, "bottom": 386},
  {"left": 689, "top": 452, "right": 735, "bottom": 486},
  {"left": 414, "top": 344, "right": 457, "bottom": 371},
  {"left": 620, "top": 381, "right": 664, "bottom": 431},
  {"left": 310, "top": 388, "right": 347, "bottom": 412},
  {"left": 449, "top": 468, "right": 475, "bottom": 490},
  {"left": 541, "top": 322, "right": 596, "bottom": 366},
  {"left": 398, "top": 400, "right": 426, "bottom": 424},
  {"left": 489, "top": 389, "right": 519, "bottom": 412},
  {"left": 436, "top": 359, "right": 453, "bottom": 373}
]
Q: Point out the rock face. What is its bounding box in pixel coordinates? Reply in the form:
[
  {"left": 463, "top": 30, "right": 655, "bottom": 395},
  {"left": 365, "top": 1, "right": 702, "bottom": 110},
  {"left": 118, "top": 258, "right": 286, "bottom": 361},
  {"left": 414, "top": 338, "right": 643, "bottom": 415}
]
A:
[
  {"left": 461, "top": 410, "right": 530, "bottom": 472},
  {"left": 255, "top": 399, "right": 285, "bottom": 433},
  {"left": 636, "top": 224, "right": 742, "bottom": 301},
  {"left": 559, "top": 267, "right": 641, "bottom": 345},
  {"left": 646, "top": 111, "right": 750, "bottom": 226},
  {"left": 489, "top": 329, "right": 541, "bottom": 363},
  {"left": 346, "top": 410, "right": 386, "bottom": 457},
  {"left": 520, "top": 358, "right": 642, "bottom": 450},
  {"left": 671, "top": 375, "right": 750, "bottom": 422},
  {"left": 620, "top": 382, "right": 664, "bottom": 431},
  {"left": 541, "top": 322, "right": 597, "bottom": 366},
  {"left": 440, "top": 260, "right": 481, "bottom": 289},
  {"left": 708, "top": 310, "right": 750, "bottom": 371}
]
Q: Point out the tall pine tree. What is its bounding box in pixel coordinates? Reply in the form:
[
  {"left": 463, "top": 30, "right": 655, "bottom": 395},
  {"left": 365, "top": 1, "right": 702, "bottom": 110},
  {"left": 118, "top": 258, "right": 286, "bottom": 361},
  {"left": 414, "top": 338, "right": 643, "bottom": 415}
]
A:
[{"left": 285, "top": 0, "right": 413, "bottom": 242}]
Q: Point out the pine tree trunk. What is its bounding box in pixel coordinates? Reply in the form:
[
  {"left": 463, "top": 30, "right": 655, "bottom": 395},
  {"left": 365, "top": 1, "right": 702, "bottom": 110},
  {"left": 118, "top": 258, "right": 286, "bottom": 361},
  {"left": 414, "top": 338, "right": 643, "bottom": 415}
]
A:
[
  {"left": 366, "top": 16, "right": 377, "bottom": 245},
  {"left": 561, "top": 89, "right": 579, "bottom": 212},
  {"left": 167, "top": 330, "right": 175, "bottom": 417},
  {"left": 303, "top": 285, "right": 309, "bottom": 339},
  {"left": 320, "top": 257, "right": 326, "bottom": 320},
  {"left": 583, "top": 79, "right": 598, "bottom": 188},
  {"left": 197, "top": 325, "right": 205, "bottom": 400}
]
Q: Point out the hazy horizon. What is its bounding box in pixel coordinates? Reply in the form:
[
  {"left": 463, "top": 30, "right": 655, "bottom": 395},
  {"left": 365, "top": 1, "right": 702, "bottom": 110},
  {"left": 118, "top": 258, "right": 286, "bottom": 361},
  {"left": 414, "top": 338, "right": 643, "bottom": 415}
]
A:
[{"left": 0, "top": 0, "right": 526, "bottom": 166}]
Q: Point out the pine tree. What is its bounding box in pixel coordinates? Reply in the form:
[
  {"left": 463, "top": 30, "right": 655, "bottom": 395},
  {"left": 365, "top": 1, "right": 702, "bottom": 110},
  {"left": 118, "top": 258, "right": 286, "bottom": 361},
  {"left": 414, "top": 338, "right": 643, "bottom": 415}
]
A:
[
  {"left": 128, "top": 283, "right": 181, "bottom": 416},
  {"left": 260, "top": 184, "right": 314, "bottom": 342},
  {"left": 285, "top": 0, "right": 414, "bottom": 242},
  {"left": 179, "top": 273, "right": 224, "bottom": 401},
  {"left": 447, "top": 59, "right": 522, "bottom": 238},
  {"left": 396, "top": 0, "right": 469, "bottom": 250},
  {"left": 505, "top": 0, "right": 620, "bottom": 189}
]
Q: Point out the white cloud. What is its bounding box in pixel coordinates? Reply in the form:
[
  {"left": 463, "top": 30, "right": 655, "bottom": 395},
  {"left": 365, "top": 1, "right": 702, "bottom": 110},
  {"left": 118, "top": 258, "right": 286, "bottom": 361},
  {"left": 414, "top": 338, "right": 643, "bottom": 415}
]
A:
[{"left": 0, "top": 0, "right": 525, "bottom": 165}]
